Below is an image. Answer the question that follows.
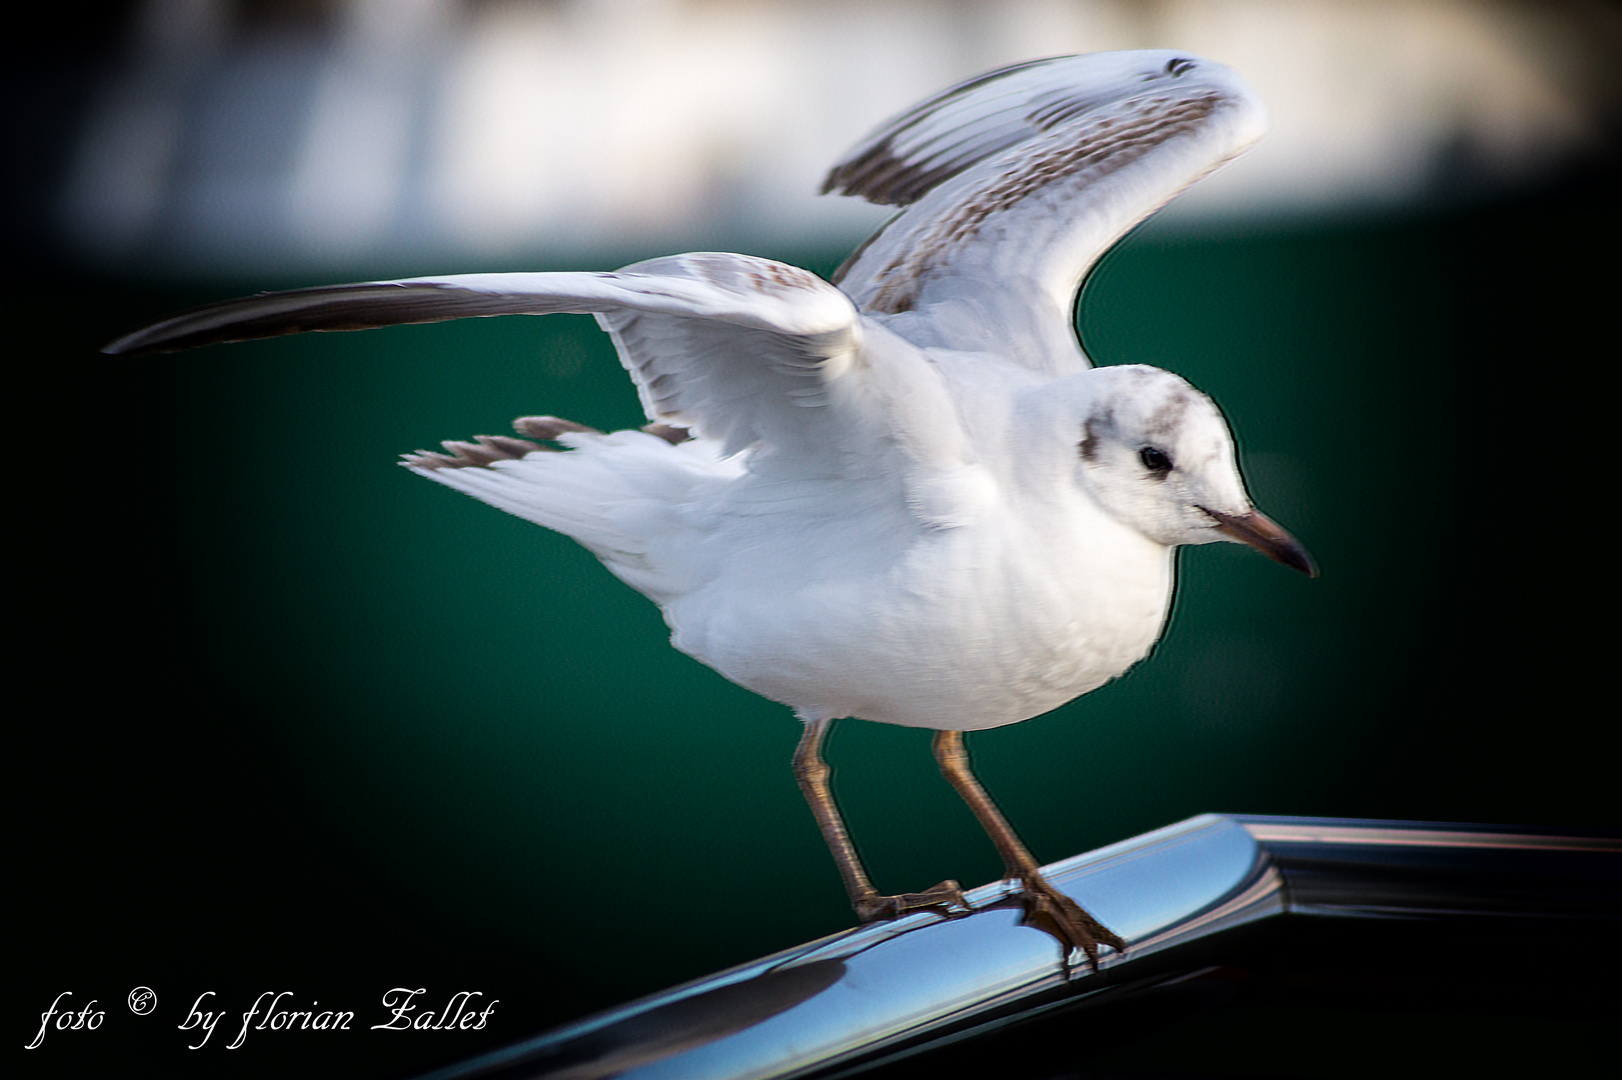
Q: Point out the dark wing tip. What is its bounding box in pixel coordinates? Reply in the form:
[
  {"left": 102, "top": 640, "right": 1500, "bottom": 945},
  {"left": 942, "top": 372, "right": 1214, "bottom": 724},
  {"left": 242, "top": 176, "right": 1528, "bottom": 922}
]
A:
[
  {"left": 820, "top": 56, "right": 1066, "bottom": 206},
  {"left": 101, "top": 285, "right": 400, "bottom": 357},
  {"left": 100, "top": 281, "right": 510, "bottom": 357}
]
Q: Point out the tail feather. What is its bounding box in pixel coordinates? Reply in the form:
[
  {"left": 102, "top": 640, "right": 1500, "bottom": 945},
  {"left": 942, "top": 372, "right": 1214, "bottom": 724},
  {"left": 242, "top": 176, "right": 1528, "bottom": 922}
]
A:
[
  {"left": 402, "top": 416, "right": 737, "bottom": 601},
  {"left": 402, "top": 434, "right": 546, "bottom": 470}
]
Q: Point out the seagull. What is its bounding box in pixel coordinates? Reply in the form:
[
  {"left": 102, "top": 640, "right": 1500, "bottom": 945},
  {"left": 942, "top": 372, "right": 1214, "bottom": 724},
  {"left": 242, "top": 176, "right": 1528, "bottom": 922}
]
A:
[{"left": 105, "top": 50, "right": 1315, "bottom": 970}]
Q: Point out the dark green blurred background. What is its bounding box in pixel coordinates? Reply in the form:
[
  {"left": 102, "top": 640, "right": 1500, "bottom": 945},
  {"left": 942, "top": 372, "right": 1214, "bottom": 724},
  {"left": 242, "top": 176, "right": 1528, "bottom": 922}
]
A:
[
  {"left": 17, "top": 184, "right": 1614, "bottom": 1078},
  {"left": 10, "top": 5, "right": 1619, "bottom": 1079}
]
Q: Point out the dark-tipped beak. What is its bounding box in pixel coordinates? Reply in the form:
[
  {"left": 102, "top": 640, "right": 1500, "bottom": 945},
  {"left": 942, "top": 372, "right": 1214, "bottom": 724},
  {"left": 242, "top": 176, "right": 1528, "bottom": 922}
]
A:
[{"left": 1202, "top": 508, "right": 1318, "bottom": 577}]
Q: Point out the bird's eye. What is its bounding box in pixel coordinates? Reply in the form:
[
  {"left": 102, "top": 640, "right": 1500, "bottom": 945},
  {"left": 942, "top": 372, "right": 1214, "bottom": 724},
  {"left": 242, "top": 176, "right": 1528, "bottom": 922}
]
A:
[
  {"left": 1139, "top": 446, "right": 1174, "bottom": 477},
  {"left": 1165, "top": 57, "right": 1195, "bottom": 77}
]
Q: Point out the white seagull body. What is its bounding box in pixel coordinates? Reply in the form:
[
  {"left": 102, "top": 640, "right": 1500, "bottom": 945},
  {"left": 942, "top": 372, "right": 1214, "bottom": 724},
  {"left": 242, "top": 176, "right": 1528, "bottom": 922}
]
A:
[{"left": 107, "top": 51, "right": 1313, "bottom": 968}]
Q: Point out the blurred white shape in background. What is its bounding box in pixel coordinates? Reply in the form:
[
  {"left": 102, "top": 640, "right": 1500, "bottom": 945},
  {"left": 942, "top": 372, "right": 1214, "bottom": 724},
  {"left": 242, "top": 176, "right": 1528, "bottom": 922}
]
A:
[
  {"left": 58, "top": 0, "right": 1619, "bottom": 274},
  {"left": 285, "top": 0, "right": 446, "bottom": 260}
]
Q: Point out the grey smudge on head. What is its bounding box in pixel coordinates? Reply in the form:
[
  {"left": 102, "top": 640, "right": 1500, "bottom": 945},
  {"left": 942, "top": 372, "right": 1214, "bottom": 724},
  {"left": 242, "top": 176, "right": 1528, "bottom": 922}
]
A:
[
  {"left": 1078, "top": 420, "right": 1097, "bottom": 461},
  {"left": 1143, "top": 387, "right": 1191, "bottom": 442}
]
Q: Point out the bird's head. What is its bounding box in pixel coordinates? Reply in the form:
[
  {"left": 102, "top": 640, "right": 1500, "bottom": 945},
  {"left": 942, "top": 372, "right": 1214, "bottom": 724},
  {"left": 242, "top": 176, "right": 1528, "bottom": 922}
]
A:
[{"left": 1063, "top": 365, "right": 1316, "bottom": 575}]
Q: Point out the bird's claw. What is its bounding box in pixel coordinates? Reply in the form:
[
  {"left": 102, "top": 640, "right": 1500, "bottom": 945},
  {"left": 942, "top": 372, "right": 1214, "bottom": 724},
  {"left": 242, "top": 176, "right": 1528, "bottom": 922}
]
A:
[
  {"left": 854, "top": 880, "right": 969, "bottom": 923},
  {"left": 1014, "top": 873, "right": 1124, "bottom": 974}
]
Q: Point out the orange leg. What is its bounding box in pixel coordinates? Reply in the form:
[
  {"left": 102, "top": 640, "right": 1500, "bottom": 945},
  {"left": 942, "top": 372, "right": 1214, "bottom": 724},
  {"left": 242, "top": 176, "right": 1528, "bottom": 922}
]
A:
[
  {"left": 933, "top": 729, "right": 1124, "bottom": 970},
  {"left": 792, "top": 719, "right": 967, "bottom": 921}
]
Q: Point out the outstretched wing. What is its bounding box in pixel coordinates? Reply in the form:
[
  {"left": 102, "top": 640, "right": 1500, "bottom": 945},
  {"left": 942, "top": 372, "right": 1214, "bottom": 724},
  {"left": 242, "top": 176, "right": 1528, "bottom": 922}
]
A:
[
  {"left": 824, "top": 51, "right": 1266, "bottom": 371},
  {"left": 104, "top": 253, "right": 862, "bottom": 457}
]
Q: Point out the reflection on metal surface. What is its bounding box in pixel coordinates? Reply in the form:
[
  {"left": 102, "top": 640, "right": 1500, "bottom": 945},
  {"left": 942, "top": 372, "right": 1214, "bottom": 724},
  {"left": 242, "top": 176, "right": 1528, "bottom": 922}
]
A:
[
  {"left": 493, "top": 960, "right": 847, "bottom": 1080},
  {"left": 1244, "top": 820, "right": 1620, "bottom": 852},
  {"left": 417, "top": 815, "right": 1620, "bottom": 1080}
]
